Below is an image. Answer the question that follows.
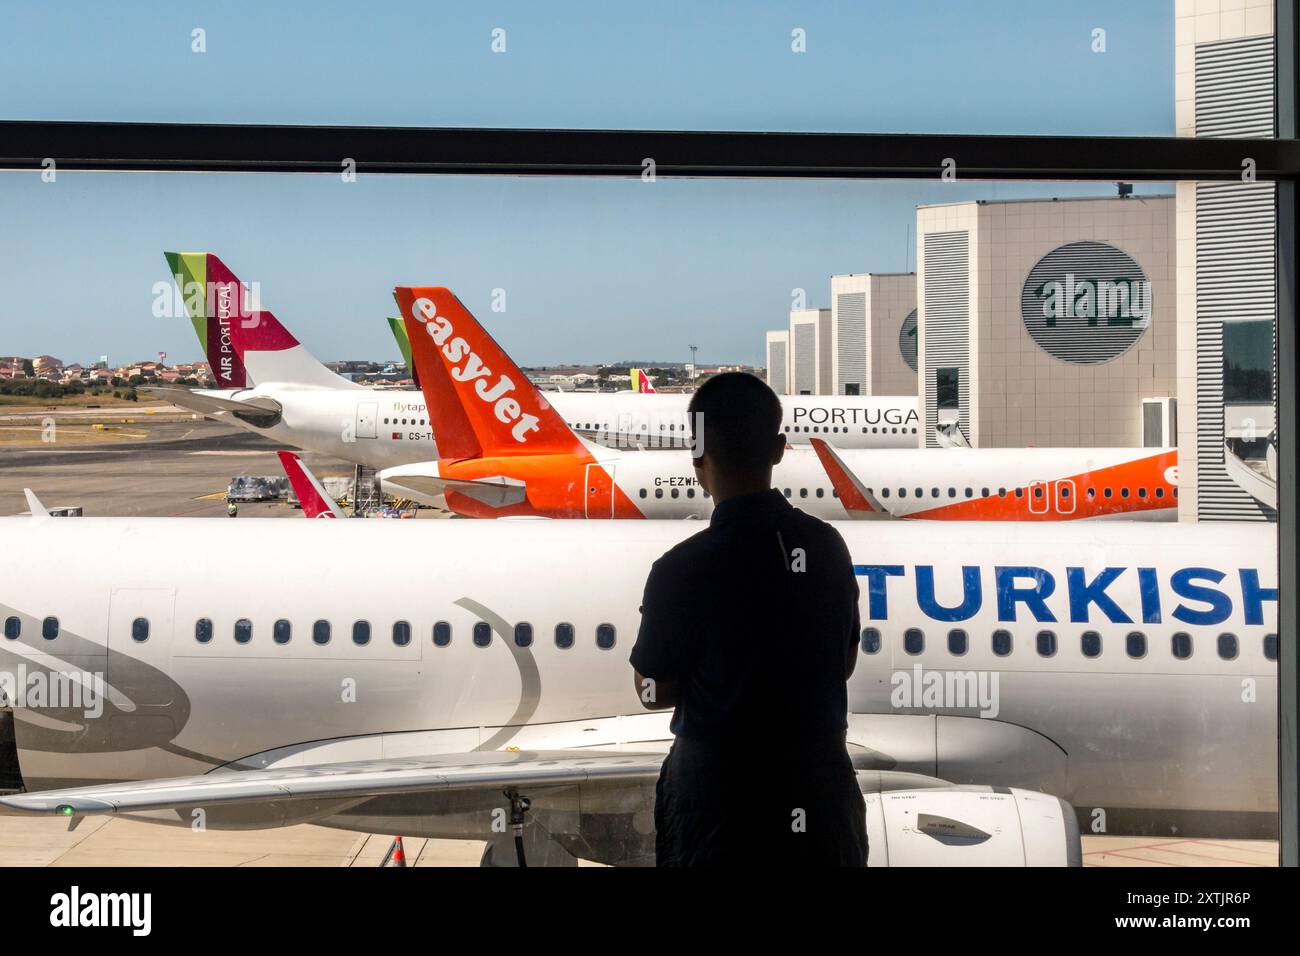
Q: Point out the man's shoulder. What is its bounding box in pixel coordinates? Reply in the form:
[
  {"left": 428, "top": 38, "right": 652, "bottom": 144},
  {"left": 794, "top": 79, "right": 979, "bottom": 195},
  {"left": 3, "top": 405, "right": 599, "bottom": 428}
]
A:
[
  {"left": 786, "top": 506, "right": 854, "bottom": 560},
  {"left": 652, "top": 524, "right": 719, "bottom": 572}
]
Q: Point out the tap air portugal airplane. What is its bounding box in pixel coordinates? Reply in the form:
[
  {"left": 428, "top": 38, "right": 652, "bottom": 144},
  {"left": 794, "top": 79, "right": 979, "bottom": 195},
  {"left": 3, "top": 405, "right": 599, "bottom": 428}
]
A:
[
  {"left": 380, "top": 286, "right": 1178, "bottom": 521},
  {"left": 151, "top": 252, "right": 919, "bottom": 466},
  {"left": 0, "top": 512, "right": 1278, "bottom": 865}
]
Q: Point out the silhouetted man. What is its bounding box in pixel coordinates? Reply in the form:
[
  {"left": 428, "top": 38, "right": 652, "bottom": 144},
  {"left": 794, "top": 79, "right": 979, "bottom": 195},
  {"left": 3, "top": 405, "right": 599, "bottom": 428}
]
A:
[{"left": 630, "top": 372, "right": 868, "bottom": 866}]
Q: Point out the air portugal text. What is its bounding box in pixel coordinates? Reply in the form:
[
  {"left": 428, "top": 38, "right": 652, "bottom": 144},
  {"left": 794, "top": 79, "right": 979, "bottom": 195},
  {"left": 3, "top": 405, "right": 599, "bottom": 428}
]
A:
[
  {"left": 854, "top": 564, "right": 1277, "bottom": 626},
  {"left": 412, "top": 295, "right": 541, "bottom": 444}
]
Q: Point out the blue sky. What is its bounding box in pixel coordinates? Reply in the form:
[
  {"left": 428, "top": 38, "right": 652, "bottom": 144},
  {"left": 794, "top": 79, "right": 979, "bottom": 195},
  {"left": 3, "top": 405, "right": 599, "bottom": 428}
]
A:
[{"left": 0, "top": 1, "right": 1175, "bottom": 366}]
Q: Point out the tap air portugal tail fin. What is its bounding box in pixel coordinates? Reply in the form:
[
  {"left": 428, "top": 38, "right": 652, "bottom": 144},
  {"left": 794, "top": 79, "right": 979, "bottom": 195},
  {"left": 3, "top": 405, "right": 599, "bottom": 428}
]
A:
[
  {"left": 631, "top": 368, "right": 655, "bottom": 393},
  {"left": 164, "top": 251, "right": 360, "bottom": 390},
  {"left": 809, "top": 438, "right": 895, "bottom": 520},
  {"left": 394, "top": 286, "right": 586, "bottom": 460},
  {"left": 387, "top": 316, "right": 419, "bottom": 389},
  {"left": 278, "top": 451, "right": 346, "bottom": 518}
]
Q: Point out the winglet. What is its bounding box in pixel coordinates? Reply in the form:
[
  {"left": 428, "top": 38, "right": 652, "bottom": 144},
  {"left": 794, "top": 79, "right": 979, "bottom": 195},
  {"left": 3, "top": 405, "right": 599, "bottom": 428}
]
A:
[
  {"left": 808, "top": 439, "right": 894, "bottom": 520},
  {"left": 393, "top": 287, "right": 586, "bottom": 459},
  {"left": 23, "top": 489, "right": 50, "bottom": 521},
  {"left": 277, "top": 451, "right": 345, "bottom": 518}
]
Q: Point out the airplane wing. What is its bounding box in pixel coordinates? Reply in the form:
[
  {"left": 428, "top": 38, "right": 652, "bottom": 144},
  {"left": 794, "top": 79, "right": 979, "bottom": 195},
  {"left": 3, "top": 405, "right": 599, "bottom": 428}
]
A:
[
  {"left": 142, "top": 386, "right": 282, "bottom": 426},
  {"left": 808, "top": 438, "right": 895, "bottom": 519},
  {"left": 0, "top": 749, "right": 665, "bottom": 816},
  {"left": 380, "top": 471, "right": 527, "bottom": 508}
]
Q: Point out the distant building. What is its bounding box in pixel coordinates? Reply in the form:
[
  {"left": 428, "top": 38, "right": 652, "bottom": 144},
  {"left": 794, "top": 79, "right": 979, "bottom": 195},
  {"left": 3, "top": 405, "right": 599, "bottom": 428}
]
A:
[
  {"left": 788, "top": 308, "right": 831, "bottom": 395},
  {"left": 829, "top": 272, "right": 918, "bottom": 397}
]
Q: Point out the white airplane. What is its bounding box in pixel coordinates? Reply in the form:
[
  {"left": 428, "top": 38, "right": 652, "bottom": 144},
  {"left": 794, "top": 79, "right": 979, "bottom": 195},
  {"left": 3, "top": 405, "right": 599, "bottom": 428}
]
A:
[
  {"left": 377, "top": 286, "right": 1178, "bottom": 521},
  {"left": 0, "top": 511, "right": 1278, "bottom": 865},
  {"left": 150, "top": 252, "right": 921, "bottom": 469}
]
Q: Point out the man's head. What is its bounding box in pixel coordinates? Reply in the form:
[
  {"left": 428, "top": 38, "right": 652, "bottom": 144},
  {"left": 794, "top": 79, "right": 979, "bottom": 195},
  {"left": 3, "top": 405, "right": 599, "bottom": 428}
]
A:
[{"left": 688, "top": 372, "right": 785, "bottom": 500}]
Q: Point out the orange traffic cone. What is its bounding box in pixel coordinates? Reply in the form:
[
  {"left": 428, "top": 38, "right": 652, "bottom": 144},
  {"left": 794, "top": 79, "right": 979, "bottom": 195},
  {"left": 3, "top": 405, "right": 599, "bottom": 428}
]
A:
[{"left": 383, "top": 836, "right": 408, "bottom": 868}]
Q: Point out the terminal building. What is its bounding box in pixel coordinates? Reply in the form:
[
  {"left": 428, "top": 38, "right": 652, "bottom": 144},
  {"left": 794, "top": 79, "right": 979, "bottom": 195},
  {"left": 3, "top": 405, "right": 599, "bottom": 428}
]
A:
[
  {"left": 764, "top": 330, "right": 790, "bottom": 395},
  {"left": 1174, "top": 0, "right": 1277, "bottom": 523},
  {"left": 829, "top": 273, "right": 918, "bottom": 397},
  {"left": 915, "top": 195, "right": 1176, "bottom": 450},
  {"left": 788, "top": 307, "right": 831, "bottom": 394}
]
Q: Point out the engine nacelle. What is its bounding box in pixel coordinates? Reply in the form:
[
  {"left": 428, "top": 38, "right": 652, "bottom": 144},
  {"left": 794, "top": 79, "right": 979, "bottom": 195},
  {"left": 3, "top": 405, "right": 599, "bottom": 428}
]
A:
[{"left": 865, "top": 787, "right": 1080, "bottom": 866}]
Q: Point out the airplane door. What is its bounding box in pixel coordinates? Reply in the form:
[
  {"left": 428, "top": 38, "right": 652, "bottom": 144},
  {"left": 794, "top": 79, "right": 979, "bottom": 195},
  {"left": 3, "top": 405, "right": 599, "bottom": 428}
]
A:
[
  {"left": 585, "top": 463, "right": 615, "bottom": 518},
  {"left": 1054, "top": 479, "right": 1076, "bottom": 515},
  {"left": 356, "top": 401, "right": 378, "bottom": 439},
  {"left": 1028, "top": 480, "right": 1049, "bottom": 515}
]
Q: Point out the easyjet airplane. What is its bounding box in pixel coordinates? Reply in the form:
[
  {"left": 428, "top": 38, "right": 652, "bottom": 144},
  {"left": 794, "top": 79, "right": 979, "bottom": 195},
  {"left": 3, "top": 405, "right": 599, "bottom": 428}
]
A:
[
  {"left": 278, "top": 451, "right": 345, "bottom": 519},
  {"left": 380, "top": 286, "right": 1178, "bottom": 521},
  {"left": 0, "top": 508, "right": 1278, "bottom": 864},
  {"left": 152, "top": 252, "right": 921, "bottom": 466}
]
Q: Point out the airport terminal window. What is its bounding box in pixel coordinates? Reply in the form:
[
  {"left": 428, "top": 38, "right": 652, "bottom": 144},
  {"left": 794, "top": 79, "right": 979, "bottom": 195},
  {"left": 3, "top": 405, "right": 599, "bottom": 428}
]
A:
[
  {"left": 860, "top": 627, "right": 881, "bottom": 654},
  {"left": 433, "top": 621, "right": 451, "bottom": 647},
  {"left": 514, "top": 622, "right": 533, "bottom": 647},
  {"left": 904, "top": 628, "right": 924, "bottom": 655},
  {"left": 1265, "top": 633, "right": 1278, "bottom": 661},
  {"left": 393, "top": 620, "right": 412, "bottom": 647},
  {"left": 473, "top": 621, "right": 491, "bottom": 647},
  {"left": 992, "top": 629, "right": 1012, "bottom": 656},
  {"left": 352, "top": 620, "right": 371, "bottom": 646},
  {"left": 234, "top": 619, "right": 252, "bottom": 644},
  {"left": 41, "top": 617, "right": 58, "bottom": 640},
  {"left": 948, "top": 629, "right": 968, "bottom": 655},
  {"left": 195, "top": 618, "right": 213, "bottom": 644},
  {"left": 1126, "top": 631, "right": 1147, "bottom": 659},
  {"left": 1171, "top": 632, "right": 1193, "bottom": 660},
  {"left": 274, "top": 619, "right": 291, "bottom": 645},
  {"left": 1081, "top": 630, "right": 1101, "bottom": 658},
  {"left": 131, "top": 617, "right": 149, "bottom": 642},
  {"left": 596, "top": 623, "right": 616, "bottom": 649},
  {"left": 4, "top": 616, "right": 19, "bottom": 640},
  {"left": 1217, "top": 632, "right": 1238, "bottom": 661},
  {"left": 555, "top": 622, "right": 575, "bottom": 649},
  {"left": 1036, "top": 630, "right": 1056, "bottom": 657},
  {"left": 313, "top": 620, "right": 331, "bottom": 645}
]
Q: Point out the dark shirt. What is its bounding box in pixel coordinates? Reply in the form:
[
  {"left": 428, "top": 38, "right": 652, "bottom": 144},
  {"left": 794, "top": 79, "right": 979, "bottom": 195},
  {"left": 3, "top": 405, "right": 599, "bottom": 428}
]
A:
[{"left": 630, "top": 488, "right": 861, "bottom": 756}]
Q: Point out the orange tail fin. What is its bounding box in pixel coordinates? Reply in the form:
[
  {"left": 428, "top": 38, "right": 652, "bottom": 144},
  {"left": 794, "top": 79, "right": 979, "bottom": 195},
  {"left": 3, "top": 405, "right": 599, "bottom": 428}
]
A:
[{"left": 393, "top": 287, "right": 585, "bottom": 458}]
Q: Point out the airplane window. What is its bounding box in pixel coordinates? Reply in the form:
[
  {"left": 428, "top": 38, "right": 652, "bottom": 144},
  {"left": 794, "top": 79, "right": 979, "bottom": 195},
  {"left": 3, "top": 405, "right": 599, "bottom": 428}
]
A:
[
  {"left": 514, "top": 622, "right": 533, "bottom": 648},
  {"left": 393, "top": 621, "right": 412, "bottom": 647},
  {"left": 1264, "top": 633, "right": 1278, "bottom": 661},
  {"left": 784, "top": 426, "right": 790, "bottom": 432},
  {"left": 3, "top": 616, "right": 19, "bottom": 640},
  {"left": 655, "top": 488, "right": 664, "bottom": 499},
  {"left": 1015, "top": 488, "right": 1024, "bottom": 498},
  {"left": 1173, "top": 488, "right": 1179, "bottom": 498},
  {"left": 688, "top": 488, "right": 696, "bottom": 498},
  {"left": 639, "top": 489, "right": 647, "bottom": 498},
  {"left": 1156, "top": 488, "right": 1165, "bottom": 498},
  {"left": 1033, "top": 487, "right": 1044, "bottom": 499},
  {"left": 195, "top": 618, "right": 213, "bottom": 644},
  {"left": 881, "top": 488, "right": 890, "bottom": 498},
  {"left": 899, "top": 488, "right": 907, "bottom": 499},
  {"left": 1217, "top": 633, "right": 1238, "bottom": 660},
  {"left": 596, "top": 623, "right": 617, "bottom": 649},
  {"left": 274, "top": 619, "right": 291, "bottom": 645},
  {"left": 981, "top": 487, "right": 990, "bottom": 497},
  {"left": 815, "top": 488, "right": 823, "bottom": 498},
  {"left": 947, "top": 629, "right": 968, "bottom": 655},
  {"left": 1171, "top": 632, "right": 1193, "bottom": 659},
  {"left": 964, "top": 488, "right": 973, "bottom": 498},
  {"left": 555, "top": 622, "right": 575, "bottom": 649},
  {"left": 313, "top": 620, "right": 331, "bottom": 645},
  {"left": 129, "top": 618, "right": 149, "bottom": 642},
  {"left": 1060, "top": 487, "right": 1070, "bottom": 499},
  {"left": 871, "top": 427, "right": 878, "bottom": 434},
  {"left": 1036, "top": 630, "right": 1056, "bottom": 657},
  {"left": 234, "top": 619, "right": 252, "bottom": 644},
  {"left": 703, "top": 491, "right": 711, "bottom": 499},
  {"left": 914, "top": 488, "right": 923, "bottom": 498},
  {"left": 992, "top": 629, "right": 1012, "bottom": 656},
  {"left": 903, "top": 628, "right": 924, "bottom": 655},
  {"left": 860, "top": 427, "right": 867, "bottom": 434},
  {"left": 1126, "top": 632, "right": 1146, "bottom": 659},
  {"left": 891, "top": 427, "right": 898, "bottom": 434},
  {"left": 831, "top": 489, "right": 839, "bottom": 498},
  {"left": 473, "top": 622, "right": 491, "bottom": 647},
  {"left": 353, "top": 621, "right": 371, "bottom": 646},
  {"left": 433, "top": 621, "right": 451, "bottom": 646},
  {"left": 1138, "top": 487, "right": 1147, "bottom": 498},
  {"left": 799, "top": 488, "right": 807, "bottom": 498},
  {"left": 1121, "top": 488, "right": 1131, "bottom": 499},
  {"left": 931, "top": 488, "right": 939, "bottom": 497},
  {"left": 1103, "top": 488, "right": 1113, "bottom": 498},
  {"left": 860, "top": 627, "right": 881, "bottom": 654},
  {"left": 41, "top": 616, "right": 58, "bottom": 640},
  {"left": 1086, "top": 488, "right": 1097, "bottom": 498},
  {"left": 1081, "top": 630, "right": 1101, "bottom": 658},
  {"left": 784, "top": 488, "right": 792, "bottom": 498},
  {"left": 671, "top": 488, "right": 680, "bottom": 499},
  {"left": 998, "top": 488, "right": 1007, "bottom": 498}
]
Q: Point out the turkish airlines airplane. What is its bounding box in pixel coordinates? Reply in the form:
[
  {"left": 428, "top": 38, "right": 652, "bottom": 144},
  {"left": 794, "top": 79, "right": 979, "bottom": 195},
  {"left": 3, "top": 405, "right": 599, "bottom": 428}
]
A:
[
  {"left": 0, "top": 511, "right": 1278, "bottom": 864},
  {"left": 380, "top": 286, "right": 1178, "bottom": 521},
  {"left": 152, "top": 252, "right": 921, "bottom": 466}
]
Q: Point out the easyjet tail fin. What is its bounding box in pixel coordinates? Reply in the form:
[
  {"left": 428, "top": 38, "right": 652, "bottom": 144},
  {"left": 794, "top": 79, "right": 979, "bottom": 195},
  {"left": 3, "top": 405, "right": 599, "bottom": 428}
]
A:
[
  {"left": 163, "top": 251, "right": 360, "bottom": 390},
  {"left": 278, "top": 451, "right": 345, "bottom": 518},
  {"left": 393, "top": 287, "right": 585, "bottom": 459}
]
